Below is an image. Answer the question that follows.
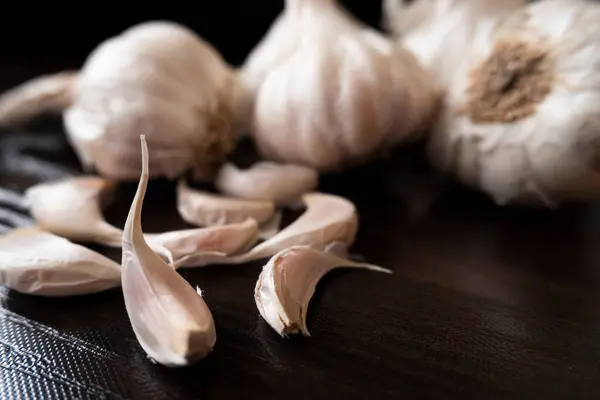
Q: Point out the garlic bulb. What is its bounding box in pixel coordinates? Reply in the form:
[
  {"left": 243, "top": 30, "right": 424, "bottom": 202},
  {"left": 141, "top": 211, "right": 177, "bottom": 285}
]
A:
[
  {"left": 215, "top": 161, "right": 319, "bottom": 206},
  {"left": 122, "top": 135, "right": 216, "bottom": 366},
  {"left": 205, "top": 192, "right": 359, "bottom": 265},
  {"left": 239, "top": 0, "right": 438, "bottom": 172},
  {"left": 255, "top": 245, "right": 391, "bottom": 337},
  {"left": 0, "top": 228, "right": 121, "bottom": 296},
  {"left": 0, "top": 21, "right": 240, "bottom": 181},
  {"left": 386, "top": 0, "right": 600, "bottom": 206}
]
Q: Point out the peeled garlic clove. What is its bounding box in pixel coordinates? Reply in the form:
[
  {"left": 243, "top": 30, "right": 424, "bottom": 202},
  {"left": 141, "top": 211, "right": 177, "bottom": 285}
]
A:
[
  {"left": 393, "top": 0, "right": 600, "bottom": 206},
  {"left": 214, "top": 161, "right": 319, "bottom": 206},
  {"left": 255, "top": 245, "right": 391, "bottom": 337},
  {"left": 148, "top": 219, "right": 260, "bottom": 268},
  {"left": 0, "top": 227, "right": 121, "bottom": 296},
  {"left": 122, "top": 135, "right": 216, "bottom": 367},
  {"left": 225, "top": 192, "right": 358, "bottom": 264},
  {"left": 25, "top": 176, "right": 123, "bottom": 247},
  {"left": 0, "top": 21, "right": 240, "bottom": 181},
  {"left": 177, "top": 178, "right": 275, "bottom": 226},
  {"left": 239, "top": 0, "right": 438, "bottom": 172}
]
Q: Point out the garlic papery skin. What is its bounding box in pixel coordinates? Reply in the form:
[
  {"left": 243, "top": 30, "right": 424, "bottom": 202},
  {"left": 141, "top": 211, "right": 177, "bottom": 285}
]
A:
[
  {"left": 413, "top": 0, "right": 600, "bottom": 206},
  {"left": 25, "top": 176, "right": 124, "bottom": 247},
  {"left": 255, "top": 245, "right": 391, "bottom": 337},
  {"left": 0, "top": 228, "right": 121, "bottom": 296},
  {"left": 0, "top": 21, "right": 240, "bottom": 181},
  {"left": 221, "top": 192, "right": 359, "bottom": 264},
  {"left": 214, "top": 161, "right": 319, "bottom": 206},
  {"left": 239, "top": 0, "right": 439, "bottom": 172},
  {"left": 177, "top": 178, "right": 276, "bottom": 227},
  {"left": 122, "top": 135, "right": 216, "bottom": 367}
]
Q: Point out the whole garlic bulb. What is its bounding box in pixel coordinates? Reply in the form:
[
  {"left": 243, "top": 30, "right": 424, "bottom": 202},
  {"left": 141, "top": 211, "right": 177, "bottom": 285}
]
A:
[
  {"left": 386, "top": 0, "right": 600, "bottom": 206},
  {"left": 239, "top": 0, "right": 439, "bottom": 172},
  {"left": 0, "top": 21, "right": 240, "bottom": 181}
]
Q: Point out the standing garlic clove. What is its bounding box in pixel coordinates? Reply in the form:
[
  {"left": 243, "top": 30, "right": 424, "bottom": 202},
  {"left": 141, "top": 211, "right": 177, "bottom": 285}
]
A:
[
  {"left": 255, "top": 245, "right": 391, "bottom": 337},
  {"left": 0, "top": 228, "right": 121, "bottom": 296},
  {"left": 239, "top": 0, "right": 438, "bottom": 172},
  {"left": 0, "top": 21, "right": 240, "bottom": 181},
  {"left": 122, "top": 135, "right": 216, "bottom": 367},
  {"left": 0, "top": 71, "right": 78, "bottom": 127},
  {"left": 216, "top": 192, "right": 359, "bottom": 265},
  {"left": 388, "top": 0, "right": 600, "bottom": 206},
  {"left": 177, "top": 178, "right": 276, "bottom": 227},
  {"left": 25, "top": 176, "right": 123, "bottom": 247},
  {"left": 148, "top": 219, "right": 260, "bottom": 268},
  {"left": 214, "top": 161, "right": 319, "bottom": 207}
]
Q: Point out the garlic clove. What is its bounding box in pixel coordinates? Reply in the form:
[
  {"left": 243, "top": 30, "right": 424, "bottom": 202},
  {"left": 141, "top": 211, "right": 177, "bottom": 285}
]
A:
[
  {"left": 214, "top": 161, "right": 319, "bottom": 206},
  {"left": 0, "top": 227, "right": 121, "bottom": 296},
  {"left": 258, "top": 210, "right": 282, "bottom": 240},
  {"left": 0, "top": 71, "right": 78, "bottom": 127},
  {"left": 177, "top": 178, "right": 276, "bottom": 227},
  {"left": 222, "top": 192, "right": 359, "bottom": 264},
  {"left": 25, "top": 176, "right": 123, "bottom": 247},
  {"left": 254, "top": 245, "right": 391, "bottom": 337},
  {"left": 240, "top": 0, "right": 438, "bottom": 172},
  {"left": 122, "top": 135, "right": 216, "bottom": 367},
  {"left": 147, "top": 218, "right": 260, "bottom": 268}
]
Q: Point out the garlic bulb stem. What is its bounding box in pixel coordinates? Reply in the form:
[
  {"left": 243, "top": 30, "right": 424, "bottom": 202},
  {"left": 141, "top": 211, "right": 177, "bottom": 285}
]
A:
[{"left": 0, "top": 71, "right": 78, "bottom": 127}]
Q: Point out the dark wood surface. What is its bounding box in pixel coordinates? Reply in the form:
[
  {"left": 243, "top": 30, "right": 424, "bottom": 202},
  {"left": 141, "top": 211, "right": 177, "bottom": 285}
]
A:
[{"left": 1, "top": 64, "right": 600, "bottom": 400}]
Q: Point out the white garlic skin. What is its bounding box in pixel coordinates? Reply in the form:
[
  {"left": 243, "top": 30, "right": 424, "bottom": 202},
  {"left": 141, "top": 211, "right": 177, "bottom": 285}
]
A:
[
  {"left": 64, "top": 21, "right": 240, "bottom": 181},
  {"left": 240, "top": 0, "right": 438, "bottom": 172}
]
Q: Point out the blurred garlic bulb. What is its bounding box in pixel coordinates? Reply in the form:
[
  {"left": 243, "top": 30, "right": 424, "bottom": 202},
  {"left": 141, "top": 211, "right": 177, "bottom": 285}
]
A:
[
  {"left": 214, "top": 161, "right": 319, "bottom": 206},
  {"left": 239, "top": 0, "right": 438, "bottom": 172},
  {"left": 385, "top": 0, "right": 600, "bottom": 206},
  {"left": 122, "top": 135, "right": 216, "bottom": 366},
  {"left": 0, "top": 228, "right": 121, "bottom": 296},
  {"left": 255, "top": 245, "right": 391, "bottom": 337},
  {"left": 0, "top": 21, "right": 240, "bottom": 181}
]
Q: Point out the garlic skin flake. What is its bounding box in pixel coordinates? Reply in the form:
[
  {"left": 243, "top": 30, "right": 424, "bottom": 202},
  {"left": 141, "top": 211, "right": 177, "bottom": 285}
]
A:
[
  {"left": 177, "top": 178, "right": 276, "bottom": 227},
  {"left": 0, "top": 21, "right": 239, "bottom": 181},
  {"left": 239, "top": 0, "right": 438, "bottom": 172},
  {"left": 215, "top": 161, "right": 319, "bottom": 206},
  {"left": 25, "top": 176, "right": 123, "bottom": 247},
  {"left": 255, "top": 245, "right": 391, "bottom": 337},
  {"left": 221, "top": 192, "right": 359, "bottom": 265},
  {"left": 0, "top": 228, "right": 121, "bottom": 297},
  {"left": 387, "top": 0, "right": 600, "bottom": 206},
  {"left": 122, "top": 135, "right": 216, "bottom": 367}
]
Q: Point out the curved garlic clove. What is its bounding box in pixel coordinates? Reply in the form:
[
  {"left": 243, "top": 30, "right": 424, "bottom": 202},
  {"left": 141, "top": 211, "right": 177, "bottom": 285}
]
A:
[
  {"left": 214, "top": 161, "right": 319, "bottom": 206},
  {"left": 0, "top": 227, "right": 121, "bottom": 296},
  {"left": 0, "top": 71, "right": 78, "bottom": 127},
  {"left": 122, "top": 135, "right": 216, "bottom": 367},
  {"left": 25, "top": 176, "right": 123, "bottom": 247},
  {"left": 221, "top": 192, "right": 359, "bottom": 265},
  {"left": 0, "top": 21, "right": 240, "bottom": 181},
  {"left": 255, "top": 245, "right": 391, "bottom": 337},
  {"left": 239, "top": 0, "right": 438, "bottom": 172},
  {"left": 148, "top": 218, "right": 260, "bottom": 268},
  {"left": 177, "top": 178, "right": 276, "bottom": 227}
]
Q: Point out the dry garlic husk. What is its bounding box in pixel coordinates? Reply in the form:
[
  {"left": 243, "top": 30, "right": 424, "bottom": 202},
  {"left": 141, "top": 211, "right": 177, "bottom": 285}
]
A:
[
  {"left": 255, "top": 245, "right": 391, "bottom": 337},
  {"left": 239, "top": 0, "right": 438, "bottom": 172},
  {"left": 0, "top": 21, "right": 239, "bottom": 181},
  {"left": 0, "top": 228, "right": 121, "bottom": 296},
  {"left": 122, "top": 135, "right": 216, "bottom": 367},
  {"left": 209, "top": 192, "right": 359, "bottom": 265},
  {"left": 177, "top": 178, "right": 280, "bottom": 238},
  {"left": 215, "top": 161, "right": 319, "bottom": 206},
  {"left": 386, "top": 0, "right": 600, "bottom": 206}
]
